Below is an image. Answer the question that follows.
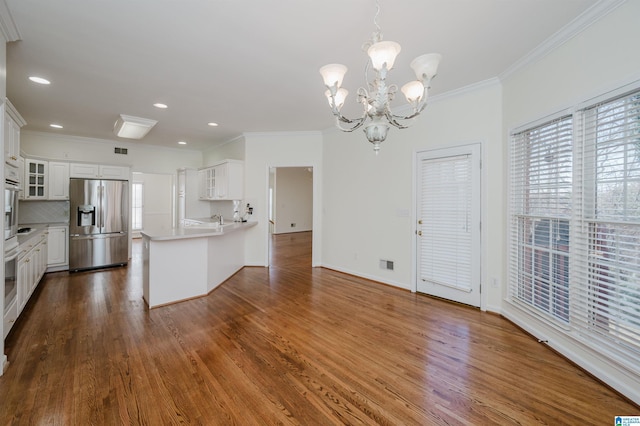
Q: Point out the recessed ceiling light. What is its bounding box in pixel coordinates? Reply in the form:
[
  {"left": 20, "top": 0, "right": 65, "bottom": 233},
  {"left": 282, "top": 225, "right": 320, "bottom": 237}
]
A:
[
  {"left": 153, "top": 103, "right": 168, "bottom": 109},
  {"left": 178, "top": 141, "right": 187, "bottom": 145},
  {"left": 29, "top": 76, "right": 50, "bottom": 85},
  {"left": 207, "top": 122, "right": 219, "bottom": 127},
  {"left": 49, "top": 124, "right": 63, "bottom": 129}
]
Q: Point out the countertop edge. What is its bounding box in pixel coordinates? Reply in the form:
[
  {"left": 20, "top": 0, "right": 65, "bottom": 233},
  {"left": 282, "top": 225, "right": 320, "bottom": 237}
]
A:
[{"left": 141, "top": 221, "right": 257, "bottom": 241}]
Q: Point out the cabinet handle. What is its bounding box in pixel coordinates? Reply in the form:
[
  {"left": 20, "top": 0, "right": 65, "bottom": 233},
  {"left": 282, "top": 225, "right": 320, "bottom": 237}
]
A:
[{"left": 25, "top": 259, "right": 30, "bottom": 263}]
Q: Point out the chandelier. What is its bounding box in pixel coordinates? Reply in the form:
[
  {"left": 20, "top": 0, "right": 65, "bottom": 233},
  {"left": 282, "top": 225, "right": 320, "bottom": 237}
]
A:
[{"left": 319, "top": 1, "right": 441, "bottom": 154}]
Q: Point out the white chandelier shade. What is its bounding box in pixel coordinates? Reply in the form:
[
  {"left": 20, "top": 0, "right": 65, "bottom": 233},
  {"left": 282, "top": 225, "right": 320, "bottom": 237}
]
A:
[{"left": 319, "top": 2, "right": 441, "bottom": 153}]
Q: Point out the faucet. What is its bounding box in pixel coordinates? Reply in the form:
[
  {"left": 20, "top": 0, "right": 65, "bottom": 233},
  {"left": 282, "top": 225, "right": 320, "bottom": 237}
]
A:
[{"left": 211, "top": 214, "right": 224, "bottom": 225}]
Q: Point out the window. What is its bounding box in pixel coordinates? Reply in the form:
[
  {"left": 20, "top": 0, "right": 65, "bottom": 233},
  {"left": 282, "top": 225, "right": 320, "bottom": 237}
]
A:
[
  {"left": 510, "top": 116, "right": 573, "bottom": 323},
  {"left": 132, "top": 182, "right": 144, "bottom": 231},
  {"left": 509, "top": 87, "right": 640, "bottom": 372},
  {"left": 574, "top": 90, "right": 640, "bottom": 365}
]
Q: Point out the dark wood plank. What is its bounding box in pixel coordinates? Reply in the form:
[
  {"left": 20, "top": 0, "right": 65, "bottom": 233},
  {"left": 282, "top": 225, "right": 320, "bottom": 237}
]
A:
[{"left": 0, "top": 231, "right": 637, "bottom": 424}]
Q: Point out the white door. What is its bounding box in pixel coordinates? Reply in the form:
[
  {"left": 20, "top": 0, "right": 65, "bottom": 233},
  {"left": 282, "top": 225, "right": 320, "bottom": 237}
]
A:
[{"left": 416, "top": 144, "right": 481, "bottom": 307}]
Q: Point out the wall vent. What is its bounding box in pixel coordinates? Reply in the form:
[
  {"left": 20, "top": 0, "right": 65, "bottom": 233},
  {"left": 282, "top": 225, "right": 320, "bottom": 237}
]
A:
[
  {"left": 379, "top": 259, "right": 394, "bottom": 271},
  {"left": 114, "top": 147, "right": 128, "bottom": 155}
]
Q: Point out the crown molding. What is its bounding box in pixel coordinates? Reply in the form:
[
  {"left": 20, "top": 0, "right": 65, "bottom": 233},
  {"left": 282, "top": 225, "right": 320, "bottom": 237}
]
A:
[
  {"left": 242, "top": 130, "right": 323, "bottom": 139},
  {"left": 499, "top": 0, "right": 627, "bottom": 81},
  {"left": 22, "top": 130, "right": 203, "bottom": 154},
  {"left": 0, "top": 0, "right": 20, "bottom": 42}
]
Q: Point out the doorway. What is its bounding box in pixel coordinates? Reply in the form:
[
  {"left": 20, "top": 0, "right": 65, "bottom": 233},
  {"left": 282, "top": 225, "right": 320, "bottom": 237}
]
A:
[
  {"left": 416, "top": 144, "right": 481, "bottom": 307},
  {"left": 268, "top": 166, "right": 313, "bottom": 267}
]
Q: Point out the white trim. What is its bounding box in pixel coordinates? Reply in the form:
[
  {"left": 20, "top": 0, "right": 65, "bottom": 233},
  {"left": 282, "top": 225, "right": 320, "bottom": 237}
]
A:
[
  {"left": 414, "top": 143, "right": 482, "bottom": 309},
  {"left": 319, "top": 263, "right": 411, "bottom": 291},
  {"left": 0, "top": 0, "right": 20, "bottom": 42},
  {"left": 21, "top": 130, "right": 202, "bottom": 155},
  {"left": 429, "top": 78, "right": 501, "bottom": 105},
  {"left": 391, "top": 78, "right": 501, "bottom": 118},
  {"left": 502, "top": 302, "right": 640, "bottom": 405},
  {"left": 500, "top": 0, "right": 627, "bottom": 81},
  {"left": 243, "top": 130, "right": 323, "bottom": 139},
  {"left": 509, "top": 109, "right": 573, "bottom": 136}
]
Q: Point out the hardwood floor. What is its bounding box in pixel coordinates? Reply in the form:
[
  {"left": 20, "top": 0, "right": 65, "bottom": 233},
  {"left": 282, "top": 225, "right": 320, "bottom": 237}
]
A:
[{"left": 1, "top": 231, "right": 637, "bottom": 424}]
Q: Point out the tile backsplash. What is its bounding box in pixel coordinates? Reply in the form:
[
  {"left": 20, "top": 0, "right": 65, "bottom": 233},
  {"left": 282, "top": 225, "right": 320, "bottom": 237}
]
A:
[{"left": 19, "top": 201, "right": 70, "bottom": 224}]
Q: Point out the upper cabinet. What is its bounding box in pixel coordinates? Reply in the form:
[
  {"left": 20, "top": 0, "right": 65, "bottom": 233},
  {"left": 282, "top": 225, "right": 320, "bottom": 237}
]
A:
[
  {"left": 4, "top": 99, "right": 26, "bottom": 169},
  {"left": 198, "top": 160, "right": 243, "bottom": 201},
  {"left": 24, "top": 159, "right": 48, "bottom": 199},
  {"left": 69, "top": 163, "right": 129, "bottom": 180},
  {"left": 48, "top": 162, "right": 70, "bottom": 200},
  {"left": 23, "top": 159, "right": 71, "bottom": 200}
]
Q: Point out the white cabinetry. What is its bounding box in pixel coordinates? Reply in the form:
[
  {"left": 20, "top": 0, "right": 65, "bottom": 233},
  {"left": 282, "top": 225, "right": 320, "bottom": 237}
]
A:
[
  {"left": 3, "top": 297, "right": 17, "bottom": 339},
  {"left": 47, "top": 226, "right": 68, "bottom": 271},
  {"left": 70, "top": 163, "right": 129, "bottom": 180},
  {"left": 24, "top": 159, "right": 48, "bottom": 199},
  {"left": 48, "top": 162, "right": 70, "bottom": 200},
  {"left": 17, "top": 231, "right": 47, "bottom": 312},
  {"left": 198, "top": 160, "right": 243, "bottom": 200},
  {"left": 17, "top": 156, "right": 25, "bottom": 200},
  {"left": 4, "top": 100, "right": 25, "bottom": 169}
]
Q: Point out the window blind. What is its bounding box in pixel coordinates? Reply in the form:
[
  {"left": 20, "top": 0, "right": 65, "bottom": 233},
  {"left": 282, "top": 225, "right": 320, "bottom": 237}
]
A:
[
  {"left": 509, "top": 116, "right": 573, "bottom": 323},
  {"left": 573, "top": 90, "right": 640, "bottom": 368},
  {"left": 419, "top": 154, "right": 472, "bottom": 290}
]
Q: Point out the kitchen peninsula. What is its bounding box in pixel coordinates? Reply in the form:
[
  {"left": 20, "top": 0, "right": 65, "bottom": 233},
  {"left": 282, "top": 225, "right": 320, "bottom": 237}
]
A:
[{"left": 141, "top": 221, "right": 257, "bottom": 308}]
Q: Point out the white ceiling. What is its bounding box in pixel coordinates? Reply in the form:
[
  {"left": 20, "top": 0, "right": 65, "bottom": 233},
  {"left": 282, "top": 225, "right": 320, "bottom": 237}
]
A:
[{"left": 5, "top": 0, "right": 599, "bottom": 152}]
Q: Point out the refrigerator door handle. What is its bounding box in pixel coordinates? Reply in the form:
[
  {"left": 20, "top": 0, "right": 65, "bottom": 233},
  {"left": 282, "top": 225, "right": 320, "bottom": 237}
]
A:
[{"left": 99, "top": 185, "right": 104, "bottom": 229}]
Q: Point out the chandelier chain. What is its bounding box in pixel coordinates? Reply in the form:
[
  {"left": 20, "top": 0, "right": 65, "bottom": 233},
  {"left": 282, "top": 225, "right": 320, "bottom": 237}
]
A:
[{"left": 373, "top": 0, "right": 381, "bottom": 34}]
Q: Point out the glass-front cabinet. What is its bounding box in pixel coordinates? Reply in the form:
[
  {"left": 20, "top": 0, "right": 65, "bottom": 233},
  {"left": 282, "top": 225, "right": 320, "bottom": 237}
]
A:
[{"left": 25, "top": 159, "right": 48, "bottom": 199}]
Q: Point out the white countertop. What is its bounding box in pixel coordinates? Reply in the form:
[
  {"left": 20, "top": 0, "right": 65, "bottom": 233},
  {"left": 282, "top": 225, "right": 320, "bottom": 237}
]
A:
[
  {"left": 141, "top": 221, "right": 257, "bottom": 241},
  {"left": 17, "top": 224, "right": 49, "bottom": 246}
]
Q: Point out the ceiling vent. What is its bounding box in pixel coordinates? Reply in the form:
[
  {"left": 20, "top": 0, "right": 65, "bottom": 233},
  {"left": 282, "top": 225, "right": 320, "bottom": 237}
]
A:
[{"left": 113, "top": 114, "right": 157, "bottom": 139}]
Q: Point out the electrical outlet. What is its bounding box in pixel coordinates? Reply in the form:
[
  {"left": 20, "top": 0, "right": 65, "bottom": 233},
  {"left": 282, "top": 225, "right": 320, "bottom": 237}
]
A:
[{"left": 492, "top": 277, "right": 499, "bottom": 288}]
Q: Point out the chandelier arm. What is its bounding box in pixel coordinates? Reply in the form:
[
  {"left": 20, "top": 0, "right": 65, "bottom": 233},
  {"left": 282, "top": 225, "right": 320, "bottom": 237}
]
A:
[
  {"left": 334, "top": 116, "right": 366, "bottom": 132},
  {"left": 389, "top": 101, "right": 427, "bottom": 123}
]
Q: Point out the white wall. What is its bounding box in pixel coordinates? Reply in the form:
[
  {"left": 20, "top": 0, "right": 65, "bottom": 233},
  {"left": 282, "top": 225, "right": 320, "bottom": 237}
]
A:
[
  {"left": 500, "top": 0, "right": 640, "bottom": 404},
  {"left": 134, "top": 172, "right": 174, "bottom": 232},
  {"left": 21, "top": 131, "right": 203, "bottom": 174},
  {"left": 202, "top": 136, "right": 245, "bottom": 166},
  {"left": 273, "top": 167, "right": 313, "bottom": 234},
  {"left": 243, "top": 132, "right": 323, "bottom": 266},
  {"left": 321, "top": 81, "right": 503, "bottom": 306}
]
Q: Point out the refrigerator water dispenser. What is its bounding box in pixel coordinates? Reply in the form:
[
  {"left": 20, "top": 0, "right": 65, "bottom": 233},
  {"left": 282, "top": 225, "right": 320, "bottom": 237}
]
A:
[{"left": 77, "top": 205, "right": 96, "bottom": 226}]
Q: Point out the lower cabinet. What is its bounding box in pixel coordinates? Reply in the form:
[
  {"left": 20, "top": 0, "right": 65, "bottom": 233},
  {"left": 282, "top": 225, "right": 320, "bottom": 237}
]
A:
[
  {"left": 47, "top": 226, "right": 69, "bottom": 271},
  {"left": 17, "top": 231, "right": 48, "bottom": 313}
]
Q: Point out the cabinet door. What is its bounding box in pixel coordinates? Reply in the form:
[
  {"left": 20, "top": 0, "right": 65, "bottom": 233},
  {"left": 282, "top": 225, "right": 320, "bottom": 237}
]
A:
[
  {"left": 36, "top": 239, "right": 48, "bottom": 283},
  {"left": 47, "top": 227, "right": 68, "bottom": 266},
  {"left": 4, "top": 114, "right": 20, "bottom": 168},
  {"left": 48, "top": 162, "right": 70, "bottom": 200},
  {"left": 99, "top": 165, "right": 129, "bottom": 180},
  {"left": 214, "top": 164, "right": 227, "bottom": 199},
  {"left": 198, "top": 167, "right": 216, "bottom": 200},
  {"left": 69, "top": 163, "right": 99, "bottom": 178},
  {"left": 24, "top": 159, "right": 48, "bottom": 199},
  {"left": 17, "top": 257, "right": 29, "bottom": 312},
  {"left": 17, "top": 156, "right": 25, "bottom": 200}
]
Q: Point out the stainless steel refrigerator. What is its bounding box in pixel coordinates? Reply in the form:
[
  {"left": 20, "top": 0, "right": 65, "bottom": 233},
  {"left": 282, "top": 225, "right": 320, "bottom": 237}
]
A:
[{"left": 69, "top": 178, "right": 129, "bottom": 271}]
